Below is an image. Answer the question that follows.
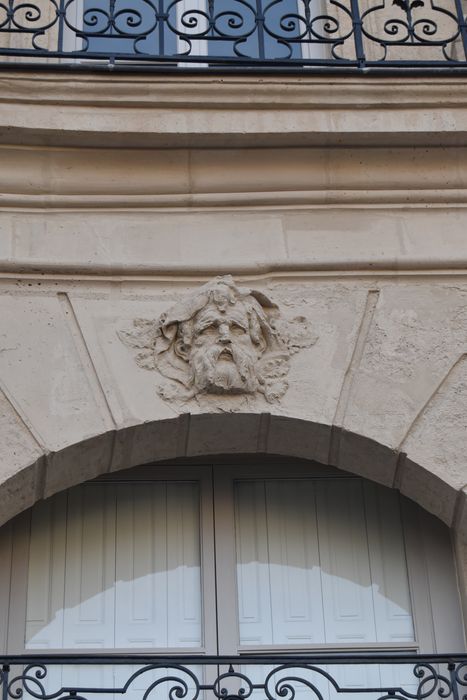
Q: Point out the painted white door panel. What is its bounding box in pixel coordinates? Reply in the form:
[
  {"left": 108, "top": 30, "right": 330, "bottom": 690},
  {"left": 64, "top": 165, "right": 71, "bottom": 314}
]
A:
[
  {"left": 24, "top": 480, "right": 203, "bottom": 653},
  {"left": 235, "top": 480, "right": 273, "bottom": 645},
  {"left": 25, "top": 493, "right": 67, "bottom": 649},
  {"left": 316, "top": 480, "right": 376, "bottom": 644},
  {"left": 63, "top": 484, "right": 117, "bottom": 649},
  {"left": 364, "top": 483, "right": 415, "bottom": 643},
  {"left": 234, "top": 478, "right": 414, "bottom": 649},
  {"left": 17, "top": 466, "right": 464, "bottom": 670},
  {"left": 266, "top": 480, "right": 325, "bottom": 645},
  {"left": 166, "top": 482, "right": 202, "bottom": 648}
]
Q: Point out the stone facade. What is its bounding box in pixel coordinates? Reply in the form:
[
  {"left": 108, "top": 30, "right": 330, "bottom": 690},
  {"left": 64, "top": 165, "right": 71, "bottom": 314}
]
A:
[{"left": 1, "top": 71, "right": 467, "bottom": 622}]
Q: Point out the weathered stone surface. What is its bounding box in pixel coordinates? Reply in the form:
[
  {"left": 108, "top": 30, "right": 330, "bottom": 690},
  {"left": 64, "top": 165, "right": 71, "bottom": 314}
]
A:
[
  {"left": 3, "top": 209, "right": 467, "bottom": 276},
  {"left": 402, "top": 354, "right": 467, "bottom": 510},
  {"left": 331, "top": 430, "right": 399, "bottom": 488},
  {"left": 343, "top": 285, "right": 467, "bottom": 451},
  {"left": 265, "top": 282, "right": 369, "bottom": 426},
  {"left": 0, "top": 279, "right": 465, "bottom": 534},
  {"left": 0, "top": 293, "right": 111, "bottom": 451},
  {"left": 399, "top": 458, "right": 459, "bottom": 526},
  {"left": 0, "top": 71, "right": 467, "bottom": 598},
  {"left": 110, "top": 419, "right": 185, "bottom": 472},
  {"left": 43, "top": 431, "right": 115, "bottom": 499},
  {"left": 185, "top": 413, "right": 263, "bottom": 457},
  {"left": 68, "top": 293, "right": 189, "bottom": 426},
  {"left": 267, "top": 416, "right": 331, "bottom": 466},
  {"left": 2, "top": 74, "right": 467, "bottom": 149},
  {"left": 0, "top": 389, "right": 43, "bottom": 523}
]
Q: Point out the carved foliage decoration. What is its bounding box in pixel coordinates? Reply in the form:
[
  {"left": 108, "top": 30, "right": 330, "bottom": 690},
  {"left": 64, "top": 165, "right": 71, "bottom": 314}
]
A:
[{"left": 118, "top": 276, "right": 315, "bottom": 404}]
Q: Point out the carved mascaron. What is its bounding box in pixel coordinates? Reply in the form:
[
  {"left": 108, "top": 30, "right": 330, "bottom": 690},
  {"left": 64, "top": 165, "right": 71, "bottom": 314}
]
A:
[{"left": 118, "top": 275, "right": 314, "bottom": 404}]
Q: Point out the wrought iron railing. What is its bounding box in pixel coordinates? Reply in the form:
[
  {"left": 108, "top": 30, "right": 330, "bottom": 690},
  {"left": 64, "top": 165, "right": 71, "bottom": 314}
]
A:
[
  {"left": 2, "top": 0, "right": 467, "bottom": 70},
  {"left": 1, "top": 654, "right": 467, "bottom": 700}
]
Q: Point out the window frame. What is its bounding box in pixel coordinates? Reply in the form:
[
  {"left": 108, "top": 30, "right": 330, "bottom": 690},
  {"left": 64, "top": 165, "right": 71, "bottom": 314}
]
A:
[
  {"left": 212, "top": 463, "right": 464, "bottom": 656},
  {"left": 5, "top": 466, "right": 217, "bottom": 656},
  {"left": 2, "top": 462, "right": 465, "bottom": 657}
]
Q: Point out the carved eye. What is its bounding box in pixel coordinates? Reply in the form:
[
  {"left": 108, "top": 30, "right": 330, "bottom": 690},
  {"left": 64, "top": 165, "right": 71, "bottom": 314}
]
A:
[
  {"left": 199, "top": 323, "right": 217, "bottom": 336},
  {"left": 231, "top": 323, "right": 247, "bottom": 335}
]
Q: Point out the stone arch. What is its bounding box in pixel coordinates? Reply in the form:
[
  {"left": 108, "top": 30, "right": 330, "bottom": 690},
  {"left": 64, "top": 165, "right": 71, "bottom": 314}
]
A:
[
  {"left": 1, "top": 410, "right": 466, "bottom": 633},
  {"left": 2, "top": 412, "right": 466, "bottom": 541}
]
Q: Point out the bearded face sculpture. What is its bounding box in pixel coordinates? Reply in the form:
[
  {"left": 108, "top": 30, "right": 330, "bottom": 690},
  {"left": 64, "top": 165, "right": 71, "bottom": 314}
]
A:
[
  {"left": 185, "top": 302, "right": 261, "bottom": 395},
  {"left": 118, "top": 276, "right": 315, "bottom": 404}
]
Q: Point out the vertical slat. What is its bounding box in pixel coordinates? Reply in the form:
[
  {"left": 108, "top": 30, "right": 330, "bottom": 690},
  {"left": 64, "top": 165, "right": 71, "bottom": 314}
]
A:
[
  {"left": 266, "top": 480, "right": 325, "bottom": 645},
  {"left": 25, "top": 493, "right": 67, "bottom": 649},
  {"left": 364, "top": 482, "right": 415, "bottom": 643},
  {"left": 418, "top": 505, "right": 466, "bottom": 652},
  {"left": 115, "top": 482, "right": 168, "bottom": 649},
  {"left": 316, "top": 479, "right": 376, "bottom": 644},
  {"left": 63, "top": 483, "right": 116, "bottom": 649},
  {"left": 235, "top": 481, "right": 273, "bottom": 645},
  {"left": 8, "top": 513, "right": 31, "bottom": 653},
  {"left": 167, "top": 482, "right": 202, "bottom": 648},
  {"left": 400, "top": 498, "right": 436, "bottom": 653},
  {"left": 0, "top": 522, "right": 12, "bottom": 653}
]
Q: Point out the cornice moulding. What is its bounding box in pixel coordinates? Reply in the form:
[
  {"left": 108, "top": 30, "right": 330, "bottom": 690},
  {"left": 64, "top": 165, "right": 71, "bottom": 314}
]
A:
[{"left": 0, "top": 72, "right": 466, "bottom": 147}]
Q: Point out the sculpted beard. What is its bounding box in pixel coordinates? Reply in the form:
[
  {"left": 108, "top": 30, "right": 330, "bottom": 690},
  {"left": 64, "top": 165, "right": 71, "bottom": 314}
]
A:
[{"left": 190, "top": 342, "right": 259, "bottom": 394}]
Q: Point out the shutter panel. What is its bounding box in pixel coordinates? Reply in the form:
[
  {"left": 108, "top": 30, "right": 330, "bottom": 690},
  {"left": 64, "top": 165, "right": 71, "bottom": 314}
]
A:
[
  {"left": 235, "top": 481, "right": 273, "bottom": 645},
  {"left": 316, "top": 479, "right": 376, "bottom": 644},
  {"left": 115, "top": 482, "right": 168, "bottom": 648},
  {"left": 265, "top": 480, "right": 324, "bottom": 645},
  {"left": 25, "top": 493, "right": 67, "bottom": 649},
  {"left": 63, "top": 484, "right": 117, "bottom": 649}
]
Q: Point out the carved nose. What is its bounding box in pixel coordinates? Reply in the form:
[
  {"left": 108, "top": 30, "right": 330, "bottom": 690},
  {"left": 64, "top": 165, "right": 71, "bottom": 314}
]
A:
[{"left": 218, "top": 325, "right": 231, "bottom": 344}]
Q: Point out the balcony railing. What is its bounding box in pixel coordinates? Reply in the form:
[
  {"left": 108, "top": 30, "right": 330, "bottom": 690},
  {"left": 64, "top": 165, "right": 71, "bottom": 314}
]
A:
[
  {"left": 1, "top": 0, "right": 467, "bottom": 71},
  {"left": 1, "top": 654, "right": 467, "bottom": 700}
]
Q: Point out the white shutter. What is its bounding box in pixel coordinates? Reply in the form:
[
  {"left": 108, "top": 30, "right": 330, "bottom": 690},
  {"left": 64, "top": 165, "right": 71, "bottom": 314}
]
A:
[
  {"left": 234, "top": 477, "right": 416, "bottom": 650},
  {"left": 114, "top": 481, "right": 202, "bottom": 650},
  {"left": 265, "top": 480, "right": 325, "bottom": 645},
  {"left": 25, "top": 493, "right": 67, "bottom": 649},
  {"left": 316, "top": 479, "right": 377, "bottom": 644},
  {"left": 235, "top": 481, "right": 273, "bottom": 645},
  {"left": 63, "top": 483, "right": 117, "bottom": 649},
  {"left": 115, "top": 482, "right": 168, "bottom": 649},
  {"left": 364, "top": 482, "right": 415, "bottom": 643},
  {"left": 166, "top": 482, "right": 202, "bottom": 648}
]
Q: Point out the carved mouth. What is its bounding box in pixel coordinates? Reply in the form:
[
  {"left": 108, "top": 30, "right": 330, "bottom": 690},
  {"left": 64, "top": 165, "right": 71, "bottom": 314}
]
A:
[{"left": 218, "top": 348, "right": 233, "bottom": 361}]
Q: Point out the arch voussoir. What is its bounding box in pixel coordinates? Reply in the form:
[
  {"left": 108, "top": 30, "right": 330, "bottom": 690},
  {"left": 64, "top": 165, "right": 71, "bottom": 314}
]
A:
[{"left": 0, "top": 412, "right": 463, "bottom": 547}]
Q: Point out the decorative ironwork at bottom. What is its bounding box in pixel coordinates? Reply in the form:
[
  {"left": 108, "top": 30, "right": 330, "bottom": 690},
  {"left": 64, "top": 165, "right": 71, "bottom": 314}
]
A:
[{"left": 0, "top": 654, "right": 466, "bottom": 700}]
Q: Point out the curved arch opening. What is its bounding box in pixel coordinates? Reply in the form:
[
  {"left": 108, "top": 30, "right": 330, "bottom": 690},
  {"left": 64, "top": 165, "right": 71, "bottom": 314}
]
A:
[
  {"left": 2, "top": 454, "right": 465, "bottom": 658},
  {"left": 2, "top": 413, "right": 463, "bottom": 536}
]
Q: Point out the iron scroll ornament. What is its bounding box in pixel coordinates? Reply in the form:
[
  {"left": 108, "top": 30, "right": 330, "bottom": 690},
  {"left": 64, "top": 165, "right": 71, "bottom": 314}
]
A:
[
  {"left": 1, "top": 657, "right": 463, "bottom": 700},
  {"left": 0, "top": 0, "right": 467, "bottom": 67}
]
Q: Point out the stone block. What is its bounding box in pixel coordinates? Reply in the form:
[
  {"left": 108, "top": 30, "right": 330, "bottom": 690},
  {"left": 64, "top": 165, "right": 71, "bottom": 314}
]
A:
[
  {"left": 0, "top": 461, "right": 42, "bottom": 527},
  {"left": 0, "top": 388, "right": 44, "bottom": 524},
  {"left": 267, "top": 415, "right": 331, "bottom": 466},
  {"left": 344, "top": 285, "right": 467, "bottom": 451},
  {"left": 0, "top": 293, "right": 110, "bottom": 451},
  {"left": 331, "top": 429, "right": 399, "bottom": 487},
  {"left": 399, "top": 457, "right": 458, "bottom": 526},
  {"left": 186, "top": 412, "right": 264, "bottom": 457},
  {"left": 43, "top": 431, "right": 114, "bottom": 499},
  {"left": 402, "top": 353, "right": 467, "bottom": 501},
  {"left": 110, "top": 418, "right": 185, "bottom": 472}
]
